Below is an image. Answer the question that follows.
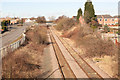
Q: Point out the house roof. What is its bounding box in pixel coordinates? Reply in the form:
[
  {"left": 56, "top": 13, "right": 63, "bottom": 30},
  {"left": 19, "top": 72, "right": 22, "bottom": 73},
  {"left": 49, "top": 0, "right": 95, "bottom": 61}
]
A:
[
  {"left": 113, "top": 16, "right": 118, "bottom": 18},
  {"left": 97, "top": 15, "right": 112, "bottom": 18},
  {"left": 72, "top": 16, "right": 77, "bottom": 19},
  {"left": 102, "top": 15, "right": 112, "bottom": 18},
  {"left": 97, "top": 15, "right": 102, "bottom": 18},
  {"left": 113, "top": 15, "right": 120, "bottom": 18}
]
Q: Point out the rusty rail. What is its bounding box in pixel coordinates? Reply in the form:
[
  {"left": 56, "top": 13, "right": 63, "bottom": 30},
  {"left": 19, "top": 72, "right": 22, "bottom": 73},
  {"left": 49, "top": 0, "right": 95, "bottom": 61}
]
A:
[
  {"left": 49, "top": 30, "right": 77, "bottom": 79},
  {"left": 51, "top": 28, "right": 105, "bottom": 80}
]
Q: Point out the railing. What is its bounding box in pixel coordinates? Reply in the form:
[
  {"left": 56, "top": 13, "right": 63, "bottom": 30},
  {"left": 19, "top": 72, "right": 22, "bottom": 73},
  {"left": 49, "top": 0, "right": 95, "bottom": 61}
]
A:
[{"left": 0, "top": 33, "right": 26, "bottom": 58}]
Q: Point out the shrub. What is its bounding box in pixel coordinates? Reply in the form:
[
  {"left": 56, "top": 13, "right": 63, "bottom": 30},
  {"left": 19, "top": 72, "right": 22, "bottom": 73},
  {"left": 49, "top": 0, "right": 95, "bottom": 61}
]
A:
[
  {"left": 54, "top": 17, "right": 75, "bottom": 31},
  {"left": 26, "top": 26, "right": 48, "bottom": 45},
  {"left": 104, "top": 25, "right": 110, "bottom": 33},
  {"left": 36, "top": 16, "right": 46, "bottom": 23},
  {"left": 63, "top": 23, "right": 118, "bottom": 58}
]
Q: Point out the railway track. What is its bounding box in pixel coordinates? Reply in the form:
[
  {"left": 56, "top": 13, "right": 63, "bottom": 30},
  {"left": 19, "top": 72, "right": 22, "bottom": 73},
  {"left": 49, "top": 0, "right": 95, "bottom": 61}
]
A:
[
  {"left": 49, "top": 30, "right": 77, "bottom": 79},
  {"left": 50, "top": 28, "right": 105, "bottom": 80}
]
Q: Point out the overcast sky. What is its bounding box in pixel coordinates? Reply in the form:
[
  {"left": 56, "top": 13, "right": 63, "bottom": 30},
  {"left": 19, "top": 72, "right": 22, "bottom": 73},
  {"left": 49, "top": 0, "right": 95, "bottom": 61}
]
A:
[{"left": 0, "top": 0, "right": 119, "bottom": 20}]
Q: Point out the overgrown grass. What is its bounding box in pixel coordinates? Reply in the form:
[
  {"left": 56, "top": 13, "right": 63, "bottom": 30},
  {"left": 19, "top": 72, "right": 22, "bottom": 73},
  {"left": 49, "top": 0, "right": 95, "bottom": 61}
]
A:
[
  {"left": 54, "top": 16, "right": 119, "bottom": 77},
  {"left": 54, "top": 17, "right": 75, "bottom": 31},
  {"left": 26, "top": 26, "right": 48, "bottom": 45},
  {"left": 2, "top": 26, "right": 48, "bottom": 78},
  {"left": 62, "top": 23, "right": 118, "bottom": 78},
  {"left": 63, "top": 24, "right": 118, "bottom": 58}
]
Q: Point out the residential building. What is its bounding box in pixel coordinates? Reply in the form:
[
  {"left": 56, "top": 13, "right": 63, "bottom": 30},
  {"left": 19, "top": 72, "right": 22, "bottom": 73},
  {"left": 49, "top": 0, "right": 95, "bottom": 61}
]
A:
[
  {"left": 97, "top": 15, "right": 119, "bottom": 26},
  {"left": 10, "top": 19, "right": 19, "bottom": 25},
  {"left": 72, "top": 16, "right": 85, "bottom": 24},
  {"left": 25, "top": 19, "right": 32, "bottom": 22},
  {"left": 72, "top": 15, "right": 119, "bottom": 28},
  {"left": 0, "top": 17, "right": 20, "bottom": 25},
  {"left": 72, "top": 16, "right": 77, "bottom": 21}
]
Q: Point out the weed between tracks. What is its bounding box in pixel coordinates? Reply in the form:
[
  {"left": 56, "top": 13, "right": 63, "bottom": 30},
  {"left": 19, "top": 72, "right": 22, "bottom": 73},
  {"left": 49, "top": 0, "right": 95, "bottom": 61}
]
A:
[{"left": 2, "top": 26, "right": 48, "bottom": 78}]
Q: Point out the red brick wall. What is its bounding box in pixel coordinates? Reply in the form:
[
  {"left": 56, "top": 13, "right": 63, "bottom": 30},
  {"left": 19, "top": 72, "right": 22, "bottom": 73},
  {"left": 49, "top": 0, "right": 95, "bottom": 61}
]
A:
[{"left": 97, "top": 17, "right": 118, "bottom": 26}]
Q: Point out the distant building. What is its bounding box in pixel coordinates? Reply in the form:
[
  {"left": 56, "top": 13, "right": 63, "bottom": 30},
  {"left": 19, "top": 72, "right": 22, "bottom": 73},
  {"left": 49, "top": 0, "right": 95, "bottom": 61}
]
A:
[
  {"left": 0, "top": 17, "right": 20, "bottom": 25},
  {"left": 72, "top": 16, "right": 85, "bottom": 24},
  {"left": 10, "top": 19, "right": 19, "bottom": 25},
  {"left": 0, "top": 17, "right": 11, "bottom": 22},
  {"left": 97, "top": 15, "right": 119, "bottom": 26},
  {"left": 72, "top": 15, "right": 119, "bottom": 28},
  {"left": 25, "top": 19, "right": 32, "bottom": 22},
  {"left": 72, "top": 16, "right": 77, "bottom": 21},
  {"left": 21, "top": 18, "right": 27, "bottom": 23}
]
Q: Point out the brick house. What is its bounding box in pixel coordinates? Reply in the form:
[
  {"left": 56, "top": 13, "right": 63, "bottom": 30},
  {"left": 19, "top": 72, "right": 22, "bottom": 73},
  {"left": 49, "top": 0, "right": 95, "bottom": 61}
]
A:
[
  {"left": 97, "top": 15, "right": 118, "bottom": 26},
  {"left": 72, "top": 15, "right": 119, "bottom": 27}
]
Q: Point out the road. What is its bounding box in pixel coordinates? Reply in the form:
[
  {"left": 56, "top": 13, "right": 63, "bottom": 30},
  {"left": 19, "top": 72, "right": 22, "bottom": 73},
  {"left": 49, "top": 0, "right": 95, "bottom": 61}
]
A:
[{"left": 0, "top": 22, "right": 33, "bottom": 48}]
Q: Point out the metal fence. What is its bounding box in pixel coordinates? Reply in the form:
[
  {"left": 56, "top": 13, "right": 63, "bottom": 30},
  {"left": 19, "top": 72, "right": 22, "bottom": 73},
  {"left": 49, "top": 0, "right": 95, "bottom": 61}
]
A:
[{"left": 0, "top": 33, "right": 26, "bottom": 58}]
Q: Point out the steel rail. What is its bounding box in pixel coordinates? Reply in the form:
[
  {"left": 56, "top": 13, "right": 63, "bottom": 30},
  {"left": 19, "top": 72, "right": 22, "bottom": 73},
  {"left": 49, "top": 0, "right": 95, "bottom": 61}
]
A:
[
  {"left": 51, "top": 28, "right": 105, "bottom": 80},
  {"left": 49, "top": 30, "right": 77, "bottom": 79}
]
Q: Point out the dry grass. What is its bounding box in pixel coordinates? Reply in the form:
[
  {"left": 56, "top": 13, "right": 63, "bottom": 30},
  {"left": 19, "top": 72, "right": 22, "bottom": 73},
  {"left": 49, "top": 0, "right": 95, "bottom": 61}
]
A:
[
  {"left": 54, "top": 17, "right": 75, "bottom": 31},
  {"left": 61, "top": 23, "right": 119, "bottom": 78},
  {"left": 2, "top": 26, "right": 48, "bottom": 78},
  {"left": 2, "top": 44, "right": 44, "bottom": 78},
  {"left": 63, "top": 24, "right": 118, "bottom": 58},
  {"left": 26, "top": 26, "right": 48, "bottom": 45}
]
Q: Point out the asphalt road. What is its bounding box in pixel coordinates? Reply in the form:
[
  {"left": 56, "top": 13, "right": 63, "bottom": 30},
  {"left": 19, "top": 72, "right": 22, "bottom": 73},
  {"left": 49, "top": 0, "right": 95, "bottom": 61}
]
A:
[{"left": 0, "top": 22, "right": 33, "bottom": 48}]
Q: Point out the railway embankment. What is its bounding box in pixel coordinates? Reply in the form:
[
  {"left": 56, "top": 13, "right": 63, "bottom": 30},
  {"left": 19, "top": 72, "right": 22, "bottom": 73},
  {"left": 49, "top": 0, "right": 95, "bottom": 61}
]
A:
[
  {"left": 2, "top": 26, "right": 49, "bottom": 78},
  {"left": 54, "top": 17, "right": 119, "bottom": 79}
]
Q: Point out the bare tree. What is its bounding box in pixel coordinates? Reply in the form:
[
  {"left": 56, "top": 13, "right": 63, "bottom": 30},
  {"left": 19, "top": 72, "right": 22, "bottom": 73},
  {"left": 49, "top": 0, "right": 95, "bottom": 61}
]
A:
[
  {"left": 36, "top": 16, "right": 46, "bottom": 23},
  {"left": 48, "top": 16, "right": 56, "bottom": 21}
]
